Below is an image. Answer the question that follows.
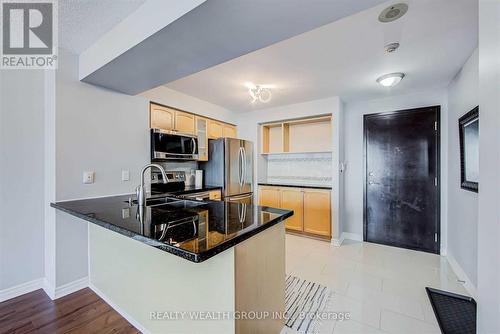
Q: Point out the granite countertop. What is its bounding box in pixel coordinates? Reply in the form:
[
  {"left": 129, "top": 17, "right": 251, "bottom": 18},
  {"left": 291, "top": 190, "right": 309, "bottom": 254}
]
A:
[
  {"left": 150, "top": 184, "right": 221, "bottom": 196},
  {"left": 51, "top": 194, "right": 292, "bottom": 263},
  {"left": 258, "top": 183, "right": 332, "bottom": 190}
]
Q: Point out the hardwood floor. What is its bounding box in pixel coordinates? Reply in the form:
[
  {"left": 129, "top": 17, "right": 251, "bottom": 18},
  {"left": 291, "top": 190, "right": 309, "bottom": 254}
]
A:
[{"left": 0, "top": 288, "right": 139, "bottom": 334}]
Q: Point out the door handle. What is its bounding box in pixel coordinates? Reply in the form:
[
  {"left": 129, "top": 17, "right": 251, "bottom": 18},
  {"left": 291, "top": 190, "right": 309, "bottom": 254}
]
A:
[
  {"left": 241, "top": 147, "right": 247, "bottom": 186},
  {"left": 238, "top": 147, "right": 244, "bottom": 187}
]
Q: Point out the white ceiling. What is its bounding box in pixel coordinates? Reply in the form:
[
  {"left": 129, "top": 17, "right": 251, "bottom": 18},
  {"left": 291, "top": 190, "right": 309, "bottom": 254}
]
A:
[
  {"left": 165, "top": 0, "right": 478, "bottom": 111},
  {"left": 59, "top": 0, "right": 146, "bottom": 54}
]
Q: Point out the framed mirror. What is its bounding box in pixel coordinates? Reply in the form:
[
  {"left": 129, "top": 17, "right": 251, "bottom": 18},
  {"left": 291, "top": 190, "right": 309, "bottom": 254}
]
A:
[{"left": 459, "top": 106, "right": 479, "bottom": 192}]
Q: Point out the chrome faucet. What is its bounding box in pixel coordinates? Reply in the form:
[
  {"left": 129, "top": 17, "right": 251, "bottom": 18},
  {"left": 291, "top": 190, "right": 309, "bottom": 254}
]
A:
[{"left": 136, "top": 164, "right": 168, "bottom": 206}]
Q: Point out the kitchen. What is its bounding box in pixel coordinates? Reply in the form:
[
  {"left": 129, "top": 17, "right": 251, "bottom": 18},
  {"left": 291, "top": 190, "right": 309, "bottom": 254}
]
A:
[{"left": 1, "top": 1, "right": 495, "bottom": 334}]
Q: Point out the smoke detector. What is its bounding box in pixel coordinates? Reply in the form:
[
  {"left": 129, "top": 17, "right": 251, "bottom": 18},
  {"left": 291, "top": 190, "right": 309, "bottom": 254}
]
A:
[
  {"left": 384, "top": 42, "right": 400, "bottom": 53},
  {"left": 378, "top": 3, "right": 408, "bottom": 23}
]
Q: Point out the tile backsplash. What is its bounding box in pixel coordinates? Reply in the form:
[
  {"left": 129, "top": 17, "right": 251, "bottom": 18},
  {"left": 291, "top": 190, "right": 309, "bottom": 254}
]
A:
[{"left": 265, "top": 152, "right": 332, "bottom": 187}]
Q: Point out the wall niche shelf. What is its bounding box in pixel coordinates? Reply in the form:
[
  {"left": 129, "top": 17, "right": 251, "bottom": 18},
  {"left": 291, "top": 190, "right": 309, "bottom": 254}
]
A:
[{"left": 260, "top": 116, "right": 332, "bottom": 154}]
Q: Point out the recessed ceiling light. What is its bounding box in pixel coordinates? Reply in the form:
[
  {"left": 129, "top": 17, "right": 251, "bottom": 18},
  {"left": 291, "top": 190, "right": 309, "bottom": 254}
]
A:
[
  {"left": 378, "top": 3, "right": 408, "bottom": 23},
  {"left": 376, "top": 73, "right": 405, "bottom": 87}
]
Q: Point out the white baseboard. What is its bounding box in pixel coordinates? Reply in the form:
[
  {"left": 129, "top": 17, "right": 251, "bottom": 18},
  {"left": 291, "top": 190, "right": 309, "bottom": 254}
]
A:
[
  {"left": 446, "top": 253, "right": 477, "bottom": 299},
  {"left": 341, "top": 232, "right": 363, "bottom": 242},
  {"left": 332, "top": 232, "right": 363, "bottom": 246},
  {"left": 332, "top": 234, "right": 345, "bottom": 247},
  {"left": 89, "top": 283, "right": 150, "bottom": 334},
  {"left": 55, "top": 277, "right": 89, "bottom": 299},
  {"left": 43, "top": 276, "right": 89, "bottom": 300},
  {"left": 43, "top": 278, "right": 56, "bottom": 299},
  {"left": 0, "top": 278, "right": 44, "bottom": 302}
]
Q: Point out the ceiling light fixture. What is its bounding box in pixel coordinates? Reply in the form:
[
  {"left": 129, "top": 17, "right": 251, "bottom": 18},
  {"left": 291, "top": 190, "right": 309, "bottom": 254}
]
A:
[
  {"left": 384, "top": 42, "right": 400, "bottom": 53},
  {"left": 376, "top": 73, "right": 405, "bottom": 87},
  {"left": 378, "top": 3, "right": 409, "bottom": 23},
  {"left": 244, "top": 82, "right": 273, "bottom": 103}
]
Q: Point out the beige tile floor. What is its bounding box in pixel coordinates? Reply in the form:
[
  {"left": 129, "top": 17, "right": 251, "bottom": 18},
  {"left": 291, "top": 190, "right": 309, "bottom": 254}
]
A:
[{"left": 282, "top": 234, "right": 469, "bottom": 334}]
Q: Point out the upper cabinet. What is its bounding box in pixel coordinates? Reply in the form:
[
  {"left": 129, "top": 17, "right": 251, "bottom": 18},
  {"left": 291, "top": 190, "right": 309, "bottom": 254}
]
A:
[
  {"left": 149, "top": 102, "right": 237, "bottom": 161},
  {"left": 261, "top": 116, "right": 332, "bottom": 154},
  {"left": 208, "top": 120, "right": 224, "bottom": 139},
  {"left": 150, "top": 103, "right": 195, "bottom": 135},
  {"left": 196, "top": 116, "right": 208, "bottom": 161},
  {"left": 209, "top": 120, "right": 237, "bottom": 139},
  {"left": 150, "top": 104, "right": 175, "bottom": 131},
  {"left": 223, "top": 124, "right": 237, "bottom": 138},
  {"left": 175, "top": 111, "right": 195, "bottom": 134}
]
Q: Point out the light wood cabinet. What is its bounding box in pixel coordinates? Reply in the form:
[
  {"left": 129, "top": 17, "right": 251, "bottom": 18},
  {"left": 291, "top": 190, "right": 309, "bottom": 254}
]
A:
[
  {"left": 258, "top": 185, "right": 331, "bottom": 238},
  {"left": 280, "top": 188, "right": 304, "bottom": 232},
  {"left": 208, "top": 120, "right": 224, "bottom": 139},
  {"left": 223, "top": 124, "right": 237, "bottom": 138},
  {"left": 150, "top": 104, "right": 175, "bottom": 131},
  {"left": 209, "top": 190, "right": 221, "bottom": 200},
  {"left": 195, "top": 117, "right": 209, "bottom": 161},
  {"left": 261, "top": 116, "right": 332, "bottom": 154},
  {"left": 149, "top": 103, "right": 238, "bottom": 155},
  {"left": 258, "top": 187, "right": 281, "bottom": 208},
  {"left": 303, "top": 190, "right": 331, "bottom": 237},
  {"left": 175, "top": 111, "right": 195, "bottom": 134}
]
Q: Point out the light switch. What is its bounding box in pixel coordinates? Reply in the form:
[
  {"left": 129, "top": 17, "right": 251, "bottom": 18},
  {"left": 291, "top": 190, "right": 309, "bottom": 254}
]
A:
[
  {"left": 83, "top": 171, "right": 94, "bottom": 184},
  {"left": 122, "top": 170, "right": 130, "bottom": 181}
]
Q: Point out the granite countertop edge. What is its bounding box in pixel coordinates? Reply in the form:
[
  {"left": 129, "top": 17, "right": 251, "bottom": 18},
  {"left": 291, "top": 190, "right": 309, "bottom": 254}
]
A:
[
  {"left": 257, "top": 183, "right": 332, "bottom": 190},
  {"left": 50, "top": 201, "right": 292, "bottom": 263}
]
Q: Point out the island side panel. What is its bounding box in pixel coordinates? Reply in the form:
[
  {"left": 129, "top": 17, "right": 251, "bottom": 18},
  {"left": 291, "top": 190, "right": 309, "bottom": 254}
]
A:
[
  {"left": 88, "top": 224, "right": 236, "bottom": 334},
  {"left": 235, "top": 222, "right": 286, "bottom": 334}
]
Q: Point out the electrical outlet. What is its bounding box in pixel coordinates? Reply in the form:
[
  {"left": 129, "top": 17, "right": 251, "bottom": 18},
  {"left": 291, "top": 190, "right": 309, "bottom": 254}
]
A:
[
  {"left": 83, "top": 171, "right": 94, "bottom": 184},
  {"left": 122, "top": 170, "right": 130, "bottom": 182}
]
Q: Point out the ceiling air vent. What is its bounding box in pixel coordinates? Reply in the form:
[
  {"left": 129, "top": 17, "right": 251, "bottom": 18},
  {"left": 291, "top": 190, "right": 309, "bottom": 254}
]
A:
[{"left": 378, "top": 3, "right": 408, "bottom": 23}]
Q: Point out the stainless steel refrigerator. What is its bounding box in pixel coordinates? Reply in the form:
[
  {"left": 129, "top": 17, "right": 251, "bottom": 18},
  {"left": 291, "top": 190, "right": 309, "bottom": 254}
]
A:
[{"left": 200, "top": 138, "right": 253, "bottom": 204}]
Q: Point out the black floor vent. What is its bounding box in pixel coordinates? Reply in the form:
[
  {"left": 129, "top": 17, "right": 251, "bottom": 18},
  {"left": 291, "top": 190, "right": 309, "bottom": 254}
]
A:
[{"left": 426, "top": 287, "right": 476, "bottom": 334}]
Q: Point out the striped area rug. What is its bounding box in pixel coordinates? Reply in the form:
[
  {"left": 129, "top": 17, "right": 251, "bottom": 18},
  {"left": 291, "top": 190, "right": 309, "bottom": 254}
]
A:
[{"left": 284, "top": 275, "right": 335, "bottom": 334}]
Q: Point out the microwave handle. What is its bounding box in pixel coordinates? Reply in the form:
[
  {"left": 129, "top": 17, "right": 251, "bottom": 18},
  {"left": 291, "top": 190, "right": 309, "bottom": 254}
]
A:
[{"left": 192, "top": 138, "right": 197, "bottom": 155}]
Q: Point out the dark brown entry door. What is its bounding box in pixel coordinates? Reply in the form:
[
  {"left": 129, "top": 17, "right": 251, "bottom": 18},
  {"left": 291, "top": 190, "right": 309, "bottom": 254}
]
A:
[{"left": 364, "top": 106, "right": 440, "bottom": 254}]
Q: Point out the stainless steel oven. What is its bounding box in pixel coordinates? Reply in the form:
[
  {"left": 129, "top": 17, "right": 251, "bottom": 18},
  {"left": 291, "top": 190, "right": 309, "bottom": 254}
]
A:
[{"left": 151, "top": 129, "right": 198, "bottom": 160}]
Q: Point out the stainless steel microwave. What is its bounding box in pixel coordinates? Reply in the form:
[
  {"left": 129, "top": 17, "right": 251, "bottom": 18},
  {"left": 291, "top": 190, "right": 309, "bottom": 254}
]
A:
[{"left": 151, "top": 129, "right": 198, "bottom": 160}]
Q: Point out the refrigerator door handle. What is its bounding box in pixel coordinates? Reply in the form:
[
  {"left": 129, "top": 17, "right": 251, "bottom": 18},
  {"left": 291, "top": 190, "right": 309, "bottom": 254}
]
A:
[
  {"left": 228, "top": 193, "right": 253, "bottom": 201},
  {"left": 242, "top": 147, "right": 247, "bottom": 186},
  {"left": 238, "top": 147, "right": 244, "bottom": 187}
]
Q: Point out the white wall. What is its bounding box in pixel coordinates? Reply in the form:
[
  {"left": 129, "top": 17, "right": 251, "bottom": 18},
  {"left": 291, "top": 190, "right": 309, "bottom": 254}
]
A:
[
  {"left": 235, "top": 97, "right": 344, "bottom": 240},
  {"left": 446, "top": 48, "right": 479, "bottom": 289},
  {"left": 343, "top": 89, "right": 449, "bottom": 252},
  {"left": 477, "top": 0, "right": 500, "bottom": 332},
  {"left": 0, "top": 70, "right": 46, "bottom": 290}
]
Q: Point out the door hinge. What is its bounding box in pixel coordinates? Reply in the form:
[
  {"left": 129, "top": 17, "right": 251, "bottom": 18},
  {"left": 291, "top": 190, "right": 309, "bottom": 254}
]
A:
[
  {"left": 434, "top": 121, "right": 438, "bottom": 131},
  {"left": 435, "top": 233, "right": 438, "bottom": 243},
  {"left": 434, "top": 177, "right": 438, "bottom": 187}
]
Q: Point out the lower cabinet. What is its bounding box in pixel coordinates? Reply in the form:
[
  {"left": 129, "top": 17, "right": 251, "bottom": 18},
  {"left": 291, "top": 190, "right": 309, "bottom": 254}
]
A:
[
  {"left": 303, "top": 190, "right": 331, "bottom": 237},
  {"left": 259, "top": 187, "right": 281, "bottom": 208},
  {"left": 258, "top": 186, "right": 331, "bottom": 238},
  {"left": 280, "top": 188, "right": 303, "bottom": 232}
]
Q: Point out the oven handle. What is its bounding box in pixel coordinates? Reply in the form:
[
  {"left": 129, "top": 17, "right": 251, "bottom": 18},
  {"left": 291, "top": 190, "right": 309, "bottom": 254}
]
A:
[{"left": 181, "top": 192, "right": 211, "bottom": 201}]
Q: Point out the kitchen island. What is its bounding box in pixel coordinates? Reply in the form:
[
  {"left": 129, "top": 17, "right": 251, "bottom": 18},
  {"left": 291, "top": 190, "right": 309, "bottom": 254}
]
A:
[{"left": 52, "top": 195, "right": 292, "bottom": 333}]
